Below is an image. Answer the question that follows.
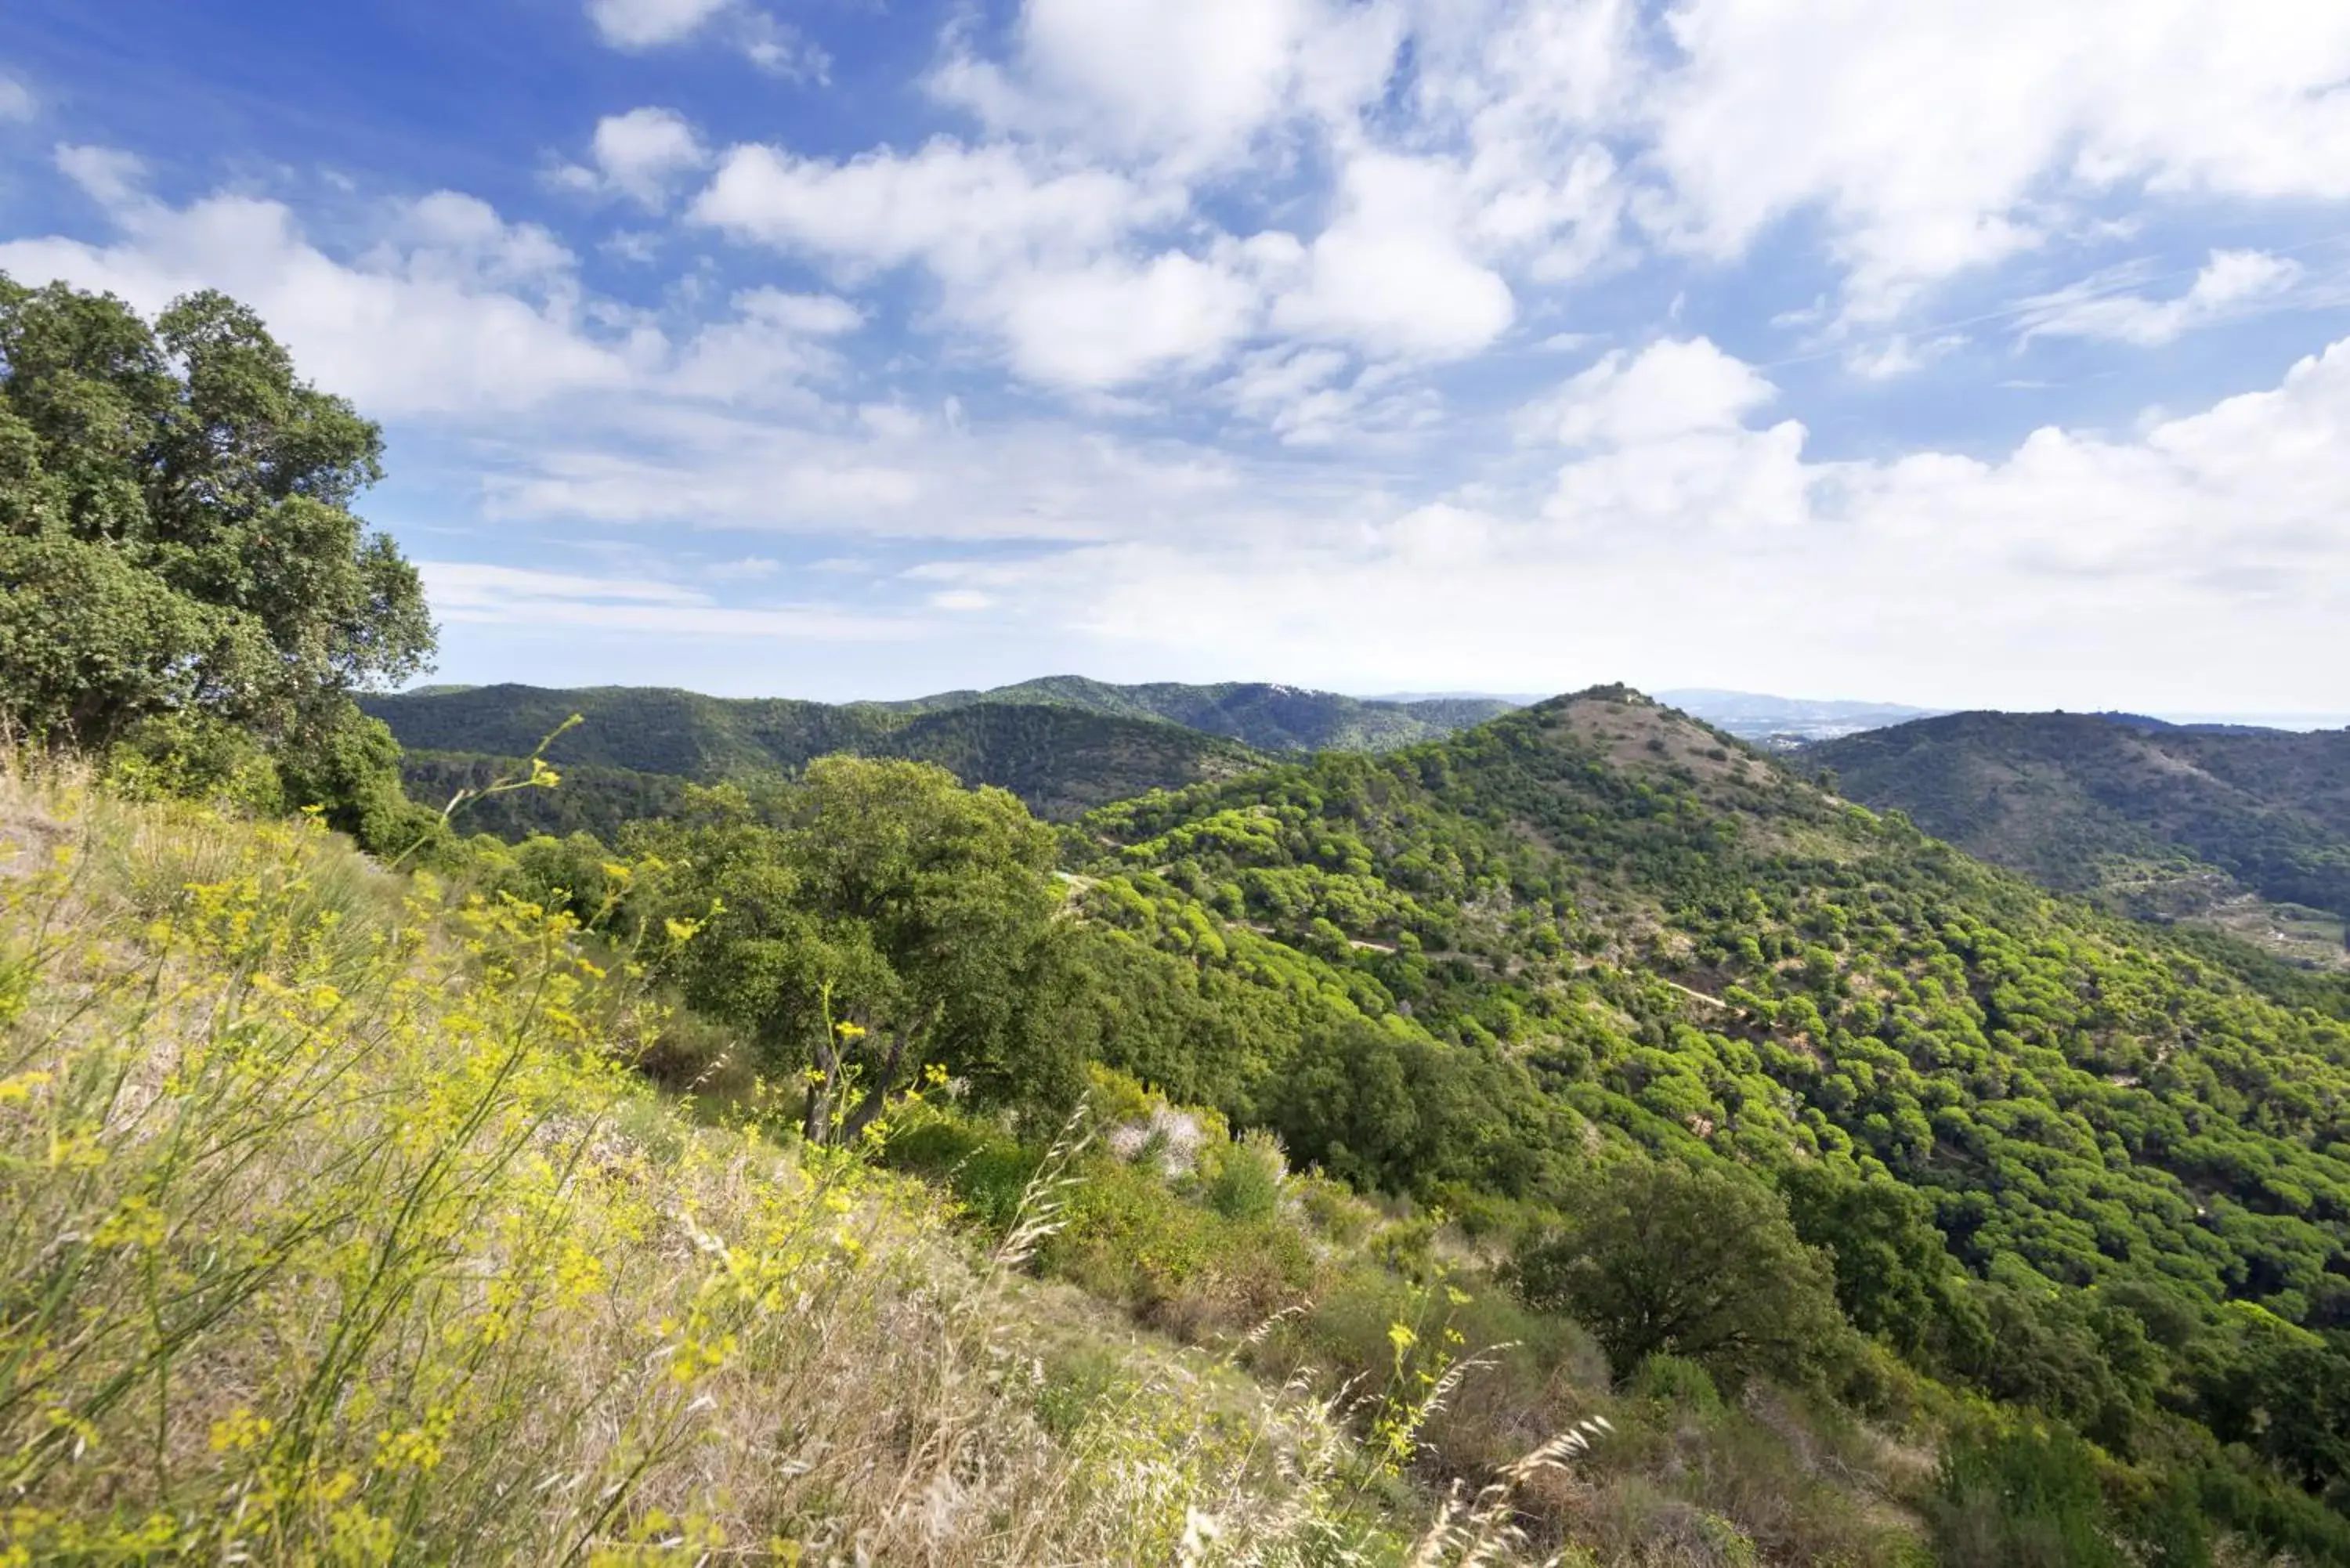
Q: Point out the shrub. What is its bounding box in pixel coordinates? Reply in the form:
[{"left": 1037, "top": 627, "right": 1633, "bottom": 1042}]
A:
[
  {"left": 1927, "top": 1427, "right": 2124, "bottom": 1568},
  {"left": 1632, "top": 1353, "right": 1723, "bottom": 1413},
  {"left": 1513, "top": 1155, "right": 1846, "bottom": 1389},
  {"left": 1204, "top": 1126, "right": 1288, "bottom": 1220}
]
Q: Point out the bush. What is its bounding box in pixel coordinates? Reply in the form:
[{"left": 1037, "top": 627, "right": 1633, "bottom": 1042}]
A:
[
  {"left": 1513, "top": 1155, "right": 1846, "bottom": 1389},
  {"left": 1927, "top": 1427, "right": 2124, "bottom": 1568},
  {"left": 1631, "top": 1353, "right": 1722, "bottom": 1413},
  {"left": 1203, "top": 1126, "right": 1287, "bottom": 1220}
]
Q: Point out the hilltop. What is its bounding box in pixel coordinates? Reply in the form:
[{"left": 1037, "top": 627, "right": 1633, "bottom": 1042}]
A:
[
  {"left": 898, "top": 675, "right": 1518, "bottom": 751},
  {"left": 1810, "top": 711, "right": 2350, "bottom": 965}
]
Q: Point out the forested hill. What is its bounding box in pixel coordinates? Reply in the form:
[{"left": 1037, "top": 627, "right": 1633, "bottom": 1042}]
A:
[
  {"left": 363, "top": 677, "right": 1517, "bottom": 829},
  {"left": 1809, "top": 711, "right": 2350, "bottom": 965},
  {"left": 1058, "top": 686, "right": 2350, "bottom": 1483},
  {"left": 361, "top": 682, "right": 1271, "bottom": 823},
  {"left": 898, "top": 674, "right": 1518, "bottom": 750}
]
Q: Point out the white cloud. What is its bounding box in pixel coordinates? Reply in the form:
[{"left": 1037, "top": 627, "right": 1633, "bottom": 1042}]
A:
[
  {"left": 421, "top": 562, "right": 707, "bottom": 611},
  {"left": 423, "top": 558, "right": 906, "bottom": 639},
  {"left": 0, "top": 75, "right": 34, "bottom": 122},
  {"left": 2, "top": 155, "right": 638, "bottom": 417},
  {"left": 1269, "top": 153, "right": 1515, "bottom": 359},
  {"left": 56, "top": 144, "right": 146, "bottom": 207},
  {"left": 667, "top": 287, "right": 862, "bottom": 401},
  {"left": 584, "top": 0, "right": 826, "bottom": 78},
  {"left": 585, "top": 0, "right": 731, "bottom": 49},
  {"left": 945, "top": 330, "right": 2350, "bottom": 710},
  {"left": 694, "top": 137, "right": 1270, "bottom": 386},
  {"left": 935, "top": 0, "right": 1403, "bottom": 172},
  {"left": 2018, "top": 248, "right": 2305, "bottom": 346},
  {"left": 1640, "top": 1, "right": 2350, "bottom": 316},
  {"left": 555, "top": 107, "right": 710, "bottom": 211},
  {"left": 693, "top": 138, "right": 1166, "bottom": 276},
  {"left": 987, "top": 247, "right": 1267, "bottom": 386},
  {"left": 1522, "top": 338, "right": 1776, "bottom": 447}
]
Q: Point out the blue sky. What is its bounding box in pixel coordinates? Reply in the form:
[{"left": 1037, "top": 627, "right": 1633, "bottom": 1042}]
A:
[{"left": 5, "top": 0, "right": 2350, "bottom": 712}]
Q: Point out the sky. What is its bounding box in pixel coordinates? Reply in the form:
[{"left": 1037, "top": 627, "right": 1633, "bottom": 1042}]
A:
[{"left": 4, "top": 0, "right": 2350, "bottom": 714}]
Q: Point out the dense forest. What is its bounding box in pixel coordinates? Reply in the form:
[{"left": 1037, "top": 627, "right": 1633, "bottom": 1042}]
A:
[
  {"left": 11, "top": 275, "right": 2350, "bottom": 1563},
  {"left": 363, "top": 677, "right": 1509, "bottom": 829},
  {"left": 372, "top": 683, "right": 1271, "bottom": 824},
  {"left": 1812, "top": 711, "right": 2350, "bottom": 966}
]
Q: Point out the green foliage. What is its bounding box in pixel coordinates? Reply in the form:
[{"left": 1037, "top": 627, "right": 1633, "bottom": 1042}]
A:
[
  {"left": 624, "top": 758, "right": 1079, "bottom": 1141},
  {"left": 1050, "top": 688, "right": 2350, "bottom": 1516},
  {"left": 1513, "top": 1156, "right": 1845, "bottom": 1387},
  {"left": 1202, "top": 1127, "right": 1289, "bottom": 1220},
  {"left": 1627, "top": 1353, "right": 1723, "bottom": 1412},
  {"left": 363, "top": 682, "right": 1270, "bottom": 823},
  {"left": 1780, "top": 1165, "right": 1968, "bottom": 1357},
  {"left": 1927, "top": 1426, "right": 2125, "bottom": 1568},
  {"left": 0, "top": 276, "right": 435, "bottom": 851},
  {"left": 1812, "top": 710, "right": 2350, "bottom": 956}
]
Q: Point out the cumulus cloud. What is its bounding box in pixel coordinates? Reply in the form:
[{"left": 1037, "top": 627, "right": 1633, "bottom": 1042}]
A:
[
  {"left": 1269, "top": 153, "right": 1516, "bottom": 359},
  {"left": 2017, "top": 249, "right": 2305, "bottom": 346},
  {"left": 3, "top": 153, "right": 638, "bottom": 416},
  {"left": 693, "top": 138, "right": 1166, "bottom": 275},
  {"left": 584, "top": 0, "right": 826, "bottom": 78},
  {"left": 934, "top": 330, "right": 2350, "bottom": 710},
  {"left": 1522, "top": 338, "right": 1777, "bottom": 447},
  {"left": 1640, "top": 0, "right": 2350, "bottom": 315},
  {"left": 0, "top": 74, "right": 34, "bottom": 122},
  {"left": 667, "top": 287, "right": 862, "bottom": 401},
  {"left": 552, "top": 107, "right": 710, "bottom": 211},
  {"left": 935, "top": 0, "right": 1402, "bottom": 172},
  {"left": 692, "top": 137, "right": 1274, "bottom": 386}
]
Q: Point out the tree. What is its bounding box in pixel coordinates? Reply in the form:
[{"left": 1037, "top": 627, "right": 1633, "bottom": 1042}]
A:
[
  {"left": 630, "top": 760, "right": 1078, "bottom": 1143},
  {"left": 1513, "top": 1155, "right": 1845, "bottom": 1386},
  {"left": 0, "top": 276, "right": 433, "bottom": 843},
  {"left": 1780, "top": 1165, "right": 1963, "bottom": 1357}
]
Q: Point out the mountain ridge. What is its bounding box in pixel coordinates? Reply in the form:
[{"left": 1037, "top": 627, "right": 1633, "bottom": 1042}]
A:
[{"left": 1811, "top": 709, "right": 2350, "bottom": 966}]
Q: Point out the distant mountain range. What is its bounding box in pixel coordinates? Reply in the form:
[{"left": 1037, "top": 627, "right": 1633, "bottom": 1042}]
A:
[
  {"left": 361, "top": 677, "right": 1517, "bottom": 831},
  {"left": 370, "top": 679, "right": 2350, "bottom": 971},
  {"left": 1654, "top": 689, "right": 1948, "bottom": 745},
  {"left": 1810, "top": 710, "right": 2350, "bottom": 966}
]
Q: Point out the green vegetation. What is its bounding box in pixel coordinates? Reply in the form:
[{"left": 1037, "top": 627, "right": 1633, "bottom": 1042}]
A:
[
  {"left": 0, "top": 769, "right": 1539, "bottom": 1564},
  {"left": 902, "top": 675, "right": 1518, "bottom": 752},
  {"left": 1810, "top": 710, "right": 2350, "bottom": 966},
  {"left": 0, "top": 274, "right": 437, "bottom": 856},
  {"left": 365, "top": 682, "right": 1271, "bottom": 825}
]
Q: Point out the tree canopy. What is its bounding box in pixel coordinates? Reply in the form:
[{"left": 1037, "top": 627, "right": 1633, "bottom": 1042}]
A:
[
  {"left": 0, "top": 276, "right": 433, "bottom": 842},
  {"left": 624, "top": 759, "right": 1081, "bottom": 1142},
  {"left": 1513, "top": 1156, "right": 1845, "bottom": 1386}
]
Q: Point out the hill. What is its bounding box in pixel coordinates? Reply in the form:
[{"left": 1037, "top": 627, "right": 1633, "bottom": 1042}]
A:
[
  {"left": 1810, "top": 711, "right": 2350, "bottom": 965},
  {"left": 410, "top": 683, "right": 2350, "bottom": 1555},
  {"left": 3, "top": 761, "right": 1966, "bottom": 1566},
  {"left": 362, "top": 683, "right": 1270, "bottom": 824},
  {"left": 900, "top": 675, "right": 1519, "bottom": 751}
]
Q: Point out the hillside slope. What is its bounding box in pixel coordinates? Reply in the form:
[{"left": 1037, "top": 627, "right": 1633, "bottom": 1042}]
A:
[
  {"left": 904, "top": 675, "right": 1518, "bottom": 751},
  {"left": 1068, "top": 688, "right": 2350, "bottom": 1338},
  {"left": 0, "top": 771, "right": 1438, "bottom": 1563},
  {"left": 363, "top": 683, "right": 1267, "bottom": 824},
  {"left": 1810, "top": 712, "right": 2350, "bottom": 964}
]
